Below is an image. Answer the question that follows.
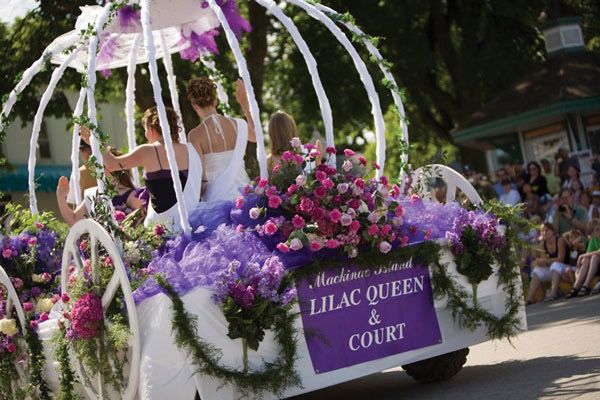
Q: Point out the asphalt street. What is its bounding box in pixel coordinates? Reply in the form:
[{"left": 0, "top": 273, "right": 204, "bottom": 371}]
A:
[{"left": 291, "top": 295, "right": 600, "bottom": 400}]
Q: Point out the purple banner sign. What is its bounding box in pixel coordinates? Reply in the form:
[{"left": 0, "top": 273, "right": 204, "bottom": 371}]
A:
[{"left": 296, "top": 257, "right": 442, "bottom": 373}]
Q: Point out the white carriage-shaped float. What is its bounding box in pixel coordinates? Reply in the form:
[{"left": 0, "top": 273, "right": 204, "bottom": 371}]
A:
[{"left": 0, "top": 1, "right": 527, "bottom": 399}]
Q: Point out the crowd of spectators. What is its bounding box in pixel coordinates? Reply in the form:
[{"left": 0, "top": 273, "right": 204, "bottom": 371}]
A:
[{"left": 458, "top": 147, "right": 600, "bottom": 304}]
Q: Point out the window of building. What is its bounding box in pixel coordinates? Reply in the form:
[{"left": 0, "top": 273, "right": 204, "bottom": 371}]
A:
[{"left": 38, "top": 122, "right": 52, "bottom": 160}]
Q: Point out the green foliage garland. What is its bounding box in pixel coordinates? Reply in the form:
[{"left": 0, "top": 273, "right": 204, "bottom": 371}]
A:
[
  {"left": 52, "top": 326, "right": 79, "bottom": 400},
  {"left": 0, "top": 351, "right": 22, "bottom": 400},
  {"left": 156, "top": 275, "right": 301, "bottom": 399},
  {"left": 24, "top": 316, "right": 51, "bottom": 400}
]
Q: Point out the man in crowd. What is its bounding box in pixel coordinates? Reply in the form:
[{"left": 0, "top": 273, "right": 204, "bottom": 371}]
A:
[
  {"left": 541, "top": 158, "right": 560, "bottom": 195},
  {"left": 552, "top": 188, "right": 588, "bottom": 235},
  {"left": 556, "top": 146, "right": 580, "bottom": 183}
]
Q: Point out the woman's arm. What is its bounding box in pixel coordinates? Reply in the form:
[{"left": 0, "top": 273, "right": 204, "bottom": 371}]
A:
[
  {"left": 547, "top": 237, "right": 567, "bottom": 264},
  {"left": 235, "top": 79, "right": 256, "bottom": 143},
  {"left": 56, "top": 176, "right": 86, "bottom": 226},
  {"left": 103, "top": 146, "right": 148, "bottom": 172}
]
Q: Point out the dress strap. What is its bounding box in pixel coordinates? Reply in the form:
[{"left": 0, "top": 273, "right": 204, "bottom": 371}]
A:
[
  {"left": 153, "top": 145, "right": 164, "bottom": 170},
  {"left": 203, "top": 122, "right": 213, "bottom": 153}
]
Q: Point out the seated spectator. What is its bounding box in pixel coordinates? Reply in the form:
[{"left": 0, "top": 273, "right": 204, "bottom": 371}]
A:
[
  {"left": 526, "top": 161, "right": 549, "bottom": 197},
  {"left": 526, "top": 223, "right": 568, "bottom": 304},
  {"left": 541, "top": 158, "right": 560, "bottom": 195},
  {"left": 589, "top": 191, "right": 600, "bottom": 220},
  {"left": 563, "top": 165, "right": 584, "bottom": 191},
  {"left": 521, "top": 182, "right": 541, "bottom": 218},
  {"left": 580, "top": 191, "right": 592, "bottom": 214},
  {"left": 464, "top": 165, "right": 496, "bottom": 200},
  {"left": 552, "top": 188, "right": 588, "bottom": 235},
  {"left": 556, "top": 146, "right": 580, "bottom": 183},
  {"left": 571, "top": 179, "right": 586, "bottom": 206},
  {"left": 493, "top": 168, "right": 515, "bottom": 197},
  {"left": 545, "top": 229, "right": 584, "bottom": 300},
  {"left": 498, "top": 178, "right": 521, "bottom": 206},
  {"left": 588, "top": 172, "right": 600, "bottom": 193},
  {"left": 567, "top": 219, "right": 600, "bottom": 298}
]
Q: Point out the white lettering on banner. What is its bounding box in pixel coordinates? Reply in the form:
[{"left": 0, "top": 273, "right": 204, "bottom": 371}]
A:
[
  {"left": 309, "top": 288, "right": 362, "bottom": 315},
  {"left": 348, "top": 323, "right": 407, "bottom": 351},
  {"left": 374, "top": 257, "right": 414, "bottom": 275},
  {"left": 366, "top": 276, "right": 426, "bottom": 305},
  {"left": 314, "top": 267, "right": 371, "bottom": 288}
]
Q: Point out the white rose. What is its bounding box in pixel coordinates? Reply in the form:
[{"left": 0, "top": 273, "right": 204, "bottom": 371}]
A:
[
  {"left": 32, "top": 274, "right": 45, "bottom": 283},
  {"left": 0, "top": 318, "right": 18, "bottom": 336},
  {"left": 290, "top": 238, "right": 303, "bottom": 251},
  {"left": 295, "top": 175, "right": 307, "bottom": 186},
  {"left": 290, "top": 137, "right": 302, "bottom": 148},
  {"left": 124, "top": 242, "right": 142, "bottom": 264},
  {"left": 342, "top": 160, "right": 353, "bottom": 172},
  {"left": 36, "top": 298, "right": 54, "bottom": 314}
]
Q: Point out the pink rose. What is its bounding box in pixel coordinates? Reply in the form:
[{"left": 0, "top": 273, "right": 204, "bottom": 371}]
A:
[
  {"left": 340, "top": 214, "right": 353, "bottom": 226},
  {"left": 326, "top": 146, "right": 336, "bottom": 154},
  {"left": 391, "top": 185, "right": 400, "bottom": 197},
  {"left": 268, "top": 195, "right": 282, "bottom": 208},
  {"left": 39, "top": 312, "right": 49, "bottom": 322},
  {"left": 354, "top": 178, "right": 365, "bottom": 189},
  {"left": 235, "top": 196, "right": 244, "bottom": 209},
  {"left": 381, "top": 224, "right": 392, "bottom": 236},
  {"left": 61, "top": 293, "right": 71, "bottom": 303},
  {"left": 349, "top": 220, "right": 360, "bottom": 232},
  {"left": 6, "top": 343, "right": 16, "bottom": 353},
  {"left": 79, "top": 240, "right": 88, "bottom": 252},
  {"left": 367, "top": 212, "right": 379, "bottom": 224},
  {"left": 244, "top": 184, "right": 251, "bottom": 195},
  {"left": 358, "top": 156, "right": 367, "bottom": 166},
  {"left": 304, "top": 143, "right": 316, "bottom": 151},
  {"left": 154, "top": 224, "right": 165, "bottom": 236},
  {"left": 410, "top": 194, "right": 421, "bottom": 204},
  {"left": 329, "top": 209, "right": 342, "bottom": 223},
  {"left": 276, "top": 242, "right": 290, "bottom": 253},
  {"left": 28, "top": 237, "right": 37, "bottom": 246},
  {"left": 314, "top": 187, "right": 327, "bottom": 198},
  {"left": 292, "top": 215, "right": 305, "bottom": 229},
  {"left": 266, "top": 186, "right": 278, "bottom": 197},
  {"left": 272, "top": 163, "right": 282, "bottom": 174},
  {"left": 315, "top": 170, "right": 327, "bottom": 182},
  {"left": 11, "top": 278, "right": 22, "bottom": 289},
  {"left": 23, "top": 302, "right": 33, "bottom": 312},
  {"left": 295, "top": 175, "right": 307, "bottom": 186},
  {"left": 310, "top": 241, "right": 323, "bottom": 251},
  {"left": 344, "top": 149, "right": 355, "bottom": 157},
  {"left": 424, "top": 229, "right": 432, "bottom": 240},
  {"left": 2, "top": 248, "right": 12, "bottom": 259},
  {"left": 114, "top": 210, "right": 126, "bottom": 222},
  {"left": 42, "top": 272, "right": 52, "bottom": 283},
  {"left": 380, "top": 176, "right": 389, "bottom": 186},
  {"left": 290, "top": 238, "right": 303, "bottom": 251},
  {"left": 337, "top": 183, "right": 349, "bottom": 194},
  {"left": 294, "top": 154, "right": 304, "bottom": 164},
  {"left": 30, "top": 320, "right": 39, "bottom": 330},
  {"left": 287, "top": 184, "right": 300, "bottom": 195},
  {"left": 395, "top": 205, "right": 404, "bottom": 217},
  {"left": 368, "top": 224, "right": 379, "bottom": 236},
  {"left": 282, "top": 151, "right": 294, "bottom": 162},
  {"left": 51, "top": 294, "right": 60, "bottom": 304},
  {"left": 342, "top": 160, "right": 353, "bottom": 172},
  {"left": 322, "top": 179, "right": 334, "bottom": 190},
  {"left": 258, "top": 178, "right": 269, "bottom": 188},
  {"left": 249, "top": 207, "right": 261, "bottom": 220},
  {"left": 264, "top": 220, "right": 278, "bottom": 236},
  {"left": 290, "top": 137, "right": 302, "bottom": 148},
  {"left": 35, "top": 222, "right": 45, "bottom": 229},
  {"left": 325, "top": 239, "right": 340, "bottom": 249},
  {"left": 313, "top": 207, "right": 325, "bottom": 219},
  {"left": 372, "top": 161, "right": 381, "bottom": 170},
  {"left": 401, "top": 235, "right": 409, "bottom": 247},
  {"left": 347, "top": 208, "right": 357, "bottom": 218},
  {"left": 379, "top": 241, "right": 392, "bottom": 254},
  {"left": 299, "top": 198, "right": 314, "bottom": 213},
  {"left": 236, "top": 224, "right": 244, "bottom": 233}
]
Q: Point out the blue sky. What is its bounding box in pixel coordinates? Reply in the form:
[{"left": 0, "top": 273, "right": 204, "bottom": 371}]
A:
[{"left": 0, "top": 0, "right": 37, "bottom": 24}]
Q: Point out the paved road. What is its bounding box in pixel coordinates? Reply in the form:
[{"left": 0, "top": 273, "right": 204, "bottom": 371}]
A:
[{"left": 290, "top": 295, "right": 600, "bottom": 400}]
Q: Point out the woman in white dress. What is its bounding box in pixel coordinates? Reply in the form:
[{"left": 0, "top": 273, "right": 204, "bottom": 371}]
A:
[{"left": 186, "top": 77, "right": 254, "bottom": 202}]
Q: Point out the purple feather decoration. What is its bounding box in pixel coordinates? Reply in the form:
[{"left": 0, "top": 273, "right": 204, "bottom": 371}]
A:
[
  {"left": 215, "top": 0, "right": 252, "bottom": 39},
  {"left": 179, "top": 29, "right": 220, "bottom": 62}
]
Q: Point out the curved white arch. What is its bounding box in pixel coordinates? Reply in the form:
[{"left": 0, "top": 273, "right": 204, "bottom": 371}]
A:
[
  {"left": 411, "top": 164, "right": 482, "bottom": 205},
  {"left": 160, "top": 30, "right": 187, "bottom": 144},
  {"left": 285, "top": 0, "right": 386, "bottom": 178},
  {"left": 125, "top": 34, "right": 141, "bottom": 187},
  {"left": 141, "top": 0, "right": 192, "bottom": 236},
  {"left": 0, "top": 266, "right": 26, "bottom": 332},
  {"left": 255, "top": 0, "right": 335, "bottom": 165},
  {"left": 85, "top": 3, "right": 113, "bottom": 195},
  {"left": 70, "top": 87, "right": 88, "bottom": 207},
  {"left": 313, "top": 3, "right": 409, "bottom": 170},
  {"left": 206, "top": 0, "right": 268, "bottom": 178},
  {"left": 28, "top": 45, "right": 84, "bottom": 214}
]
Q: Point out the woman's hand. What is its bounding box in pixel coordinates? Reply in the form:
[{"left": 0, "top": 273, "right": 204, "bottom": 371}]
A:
[{"left": 56, "top": 176, "right": 70, "bottom": 199}]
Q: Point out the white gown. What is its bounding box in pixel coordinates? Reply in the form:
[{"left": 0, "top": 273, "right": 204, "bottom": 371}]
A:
[{"left": 202, "top": 116, "right": 250, "bottom": 202}]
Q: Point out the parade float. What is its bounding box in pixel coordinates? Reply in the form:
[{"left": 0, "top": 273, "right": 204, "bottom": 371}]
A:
[{"left": 0, "top": 1, "right": 527, "bottom": 399}]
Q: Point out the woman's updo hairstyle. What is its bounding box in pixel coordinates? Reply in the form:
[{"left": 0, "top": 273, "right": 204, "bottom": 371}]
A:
[
  {"left": 142, "top": 106, "right": 180, "bottom": 143},
  {"left": 187, "top": 77, "right": 217, "bottom": 108}
]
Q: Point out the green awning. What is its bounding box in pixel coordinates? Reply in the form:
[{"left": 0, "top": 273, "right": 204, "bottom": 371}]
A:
[{"left": 0, "top": 165, "right": 72, "bottom": 192}]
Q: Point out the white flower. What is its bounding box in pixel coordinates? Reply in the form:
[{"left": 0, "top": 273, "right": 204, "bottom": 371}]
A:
[
  {"left": 124, "top": 242, "right": 141, "bottom": 264},
  {"left": 358, "top": 201, "right": 369, "bottom": 213},
  {"left": 295, "top": 175, "right": 307, "bottom": 186},
  {"left": 346, "top": 208, "right": 356, "bottom": 218},
  {"left": 342, "top": 160, "right": 353, "bottom": 172},
  {"left": 379, "top": 241, "right": 392, "bottom": 254},
  {"left": 36, "top": 298, "right": 54, "bottom": 314},
  {"left": 368, "top": 212, "right": 379, "bottom": 224},
  {"left": 249, "top": 207, "right": 261, "bottom": 220},
  {"left": 290, "top": 137, "right": 302, "bottom": 148},
  {"left": 290, "top": 238, "right": 303, "bottom": 251},
  {"left": 31, "top": 274, "right": 45, "bottom": 283},
  {"left": 348, "top": 247, "right": 358, "bottom": 258},
  {"left": 0, "top": 318, "right": 18, "bottom": 336},
  {"left": 340, "top": 213, "right": 353, "bottom": 226},
  {"left": 337, "top": 183, "right": 349, "bottom": 194}
]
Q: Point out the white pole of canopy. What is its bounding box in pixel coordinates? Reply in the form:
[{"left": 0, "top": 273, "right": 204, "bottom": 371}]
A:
[
  {"left": 85, "top": 3, "right": 113, "bottom": 195},
  {"left": 126, "top": 34, "right": 142, "bottom": 188},
  {"left": 286, "top": 0, "right": 387, "bottom": 178},
  {"left": 159, "top": 31, "right": 187, "bottom": 144},
  {"left": 200, "top": 56, "right": 231, "bottom": 114},
  {"left": 28, "top": 45, "right": 84, "bottom": 214},
  {"left": 70, "top": 87, "right": 88, "bottom": 207},
  {"left": 255, "top": 0, "right": 335, "bottom": 166},
  {"left": 313, "top": 3, "right": 409, "bottom": 171},
  {"left": 206, "top": 0, "right": 268, "bottom": 178},
  {"left": 140, "top": 0, "right": 192, "bottom": 236}
]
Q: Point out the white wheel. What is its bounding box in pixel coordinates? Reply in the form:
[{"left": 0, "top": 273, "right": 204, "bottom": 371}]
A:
[
  {"left": 0, "top": 265, "right": 29, "bottom": 389},
  {"left": 411, "top": 164, "right": 482, "bottom": 206},
  {"left": 61, "top": 219, "right": 140, "bottom": 400}
]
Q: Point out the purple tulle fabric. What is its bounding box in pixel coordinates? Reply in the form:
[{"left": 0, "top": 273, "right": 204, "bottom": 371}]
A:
[
  {"left": 216, "top": 0, "right": 252, "bottom": 39},
  {"left": 98, "top": 34, "right": 119, "bottom": 78},
  {"left": 117, "top": 5, "right": 141, "bottom": 33}
]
